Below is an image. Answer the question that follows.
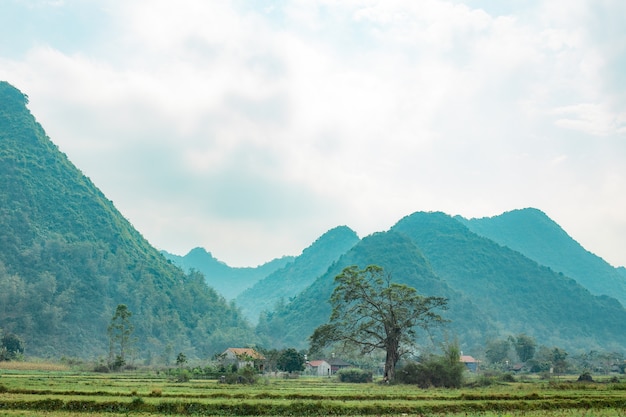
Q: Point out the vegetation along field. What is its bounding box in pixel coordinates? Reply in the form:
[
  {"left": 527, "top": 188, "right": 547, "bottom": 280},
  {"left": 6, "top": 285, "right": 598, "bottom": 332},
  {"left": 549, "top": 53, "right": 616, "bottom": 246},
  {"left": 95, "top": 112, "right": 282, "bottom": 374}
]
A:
[{"left": 1, "top": 365, "right": 626, "bottom": 417}]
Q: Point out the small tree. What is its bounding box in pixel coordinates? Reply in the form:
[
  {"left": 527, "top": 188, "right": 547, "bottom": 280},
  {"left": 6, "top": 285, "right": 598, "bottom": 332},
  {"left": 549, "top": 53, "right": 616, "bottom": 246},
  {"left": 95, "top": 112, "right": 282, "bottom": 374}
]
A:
[
  {"left": 0, "top": 333, "right": 24, "bottom": 361},
  {"left": 107, "top": 304, "right": 134, "bottom": 370},
  {"left": 310, "top": 265, "right": 447, "bottom": 382},
  {"left": 552, "top": 347, "right": 569, "bottom": 374},
  {"left": 277, "top": 348, "right": 305, "bottom": 373},
  {"left": 512, "top": 334, "right": 536, "bottom": 363},
  {"left": 176, "top": 352, "right": 187, "bottom": 368},
  {"left": 485, "top": 338, "right": 511, "bottom": 366}
]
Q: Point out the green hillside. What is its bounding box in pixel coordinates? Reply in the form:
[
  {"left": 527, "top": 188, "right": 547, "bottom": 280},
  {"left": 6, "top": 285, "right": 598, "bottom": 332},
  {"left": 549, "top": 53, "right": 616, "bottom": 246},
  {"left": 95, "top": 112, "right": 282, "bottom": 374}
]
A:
[
  {"left": 163, "top": 247, "right": 294, "bottom": 300},
  {"left": 392, "top": 212, "right": 626, "bottom": 352},
  {"left": 258, "top": 211, "right": 626, "bottom": 354},
  {"left": 458, "top": 208, "right": 626, "bottom": 306},
  {"left": 236, "top": 226, "right": 360, "bottom": 323},
  {"left": 0, "top": 81, "right": 254, "bottom": 360},
  {"left": 255, "top": 230, "right": 493, "bottom": 351}
]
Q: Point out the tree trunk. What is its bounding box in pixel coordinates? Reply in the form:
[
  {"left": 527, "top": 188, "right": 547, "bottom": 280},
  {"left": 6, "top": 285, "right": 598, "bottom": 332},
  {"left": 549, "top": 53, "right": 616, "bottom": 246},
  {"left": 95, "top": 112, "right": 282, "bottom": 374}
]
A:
[{"left": 384, "top": 338, "right": 400, "bottom": 382}]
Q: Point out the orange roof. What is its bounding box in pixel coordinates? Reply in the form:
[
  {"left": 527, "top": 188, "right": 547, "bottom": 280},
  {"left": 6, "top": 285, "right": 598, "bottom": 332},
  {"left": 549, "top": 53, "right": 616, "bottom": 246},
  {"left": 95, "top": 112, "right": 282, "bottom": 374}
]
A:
[
  {"left": 460, "top": 355, "right": 479, "bottom": 363},
  {"left": 226, "top": 348, "right": 265, "bottom": 360}
]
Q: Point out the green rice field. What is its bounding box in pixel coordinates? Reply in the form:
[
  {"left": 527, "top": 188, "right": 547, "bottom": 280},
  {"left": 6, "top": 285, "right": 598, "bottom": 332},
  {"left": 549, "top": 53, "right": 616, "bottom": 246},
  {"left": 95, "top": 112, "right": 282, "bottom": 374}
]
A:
[{"left": 0, "top": 365, "right": 625, "bottom": 416}]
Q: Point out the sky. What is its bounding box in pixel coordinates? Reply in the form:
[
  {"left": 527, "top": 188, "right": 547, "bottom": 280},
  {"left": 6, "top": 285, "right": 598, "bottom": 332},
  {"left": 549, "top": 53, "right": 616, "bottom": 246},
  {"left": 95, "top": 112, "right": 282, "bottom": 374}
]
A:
[{"left": 1, "top": 0, "right": 625, "bottom": 268}]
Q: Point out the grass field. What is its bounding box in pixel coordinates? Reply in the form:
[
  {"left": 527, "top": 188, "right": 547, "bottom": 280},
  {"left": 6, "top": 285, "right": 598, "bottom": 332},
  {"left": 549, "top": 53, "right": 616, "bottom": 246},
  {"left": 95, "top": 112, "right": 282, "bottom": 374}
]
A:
[{"left": 0, "top": 364, "right": 625, "bottom": 416}]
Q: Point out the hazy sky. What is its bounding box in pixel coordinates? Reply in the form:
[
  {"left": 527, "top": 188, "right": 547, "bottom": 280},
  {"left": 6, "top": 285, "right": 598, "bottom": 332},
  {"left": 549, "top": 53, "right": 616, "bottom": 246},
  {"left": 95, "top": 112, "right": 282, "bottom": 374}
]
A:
[{"left": 1, "top": 0, "right": 625, "bottom": 267}]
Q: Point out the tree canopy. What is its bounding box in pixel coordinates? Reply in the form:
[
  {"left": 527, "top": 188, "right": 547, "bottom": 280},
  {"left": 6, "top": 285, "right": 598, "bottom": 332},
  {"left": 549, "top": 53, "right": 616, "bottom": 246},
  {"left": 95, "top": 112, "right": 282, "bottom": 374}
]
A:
[
  {"left": 309, "top": 265, "right": 447, "bottom": 381},
  {"left": 277, "top": 348, "right": 305, "bottom": 373}
]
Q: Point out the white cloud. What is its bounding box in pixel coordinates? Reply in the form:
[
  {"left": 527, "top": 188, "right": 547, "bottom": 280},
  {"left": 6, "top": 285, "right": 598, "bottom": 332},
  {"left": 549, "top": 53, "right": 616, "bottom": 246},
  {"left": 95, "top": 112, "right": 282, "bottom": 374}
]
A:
[
  {"left": 553, "top": 103, "right": 626, "bottom": 136},
  {"left": 1, "top": 0, "right": 625, "bottom": 266}
]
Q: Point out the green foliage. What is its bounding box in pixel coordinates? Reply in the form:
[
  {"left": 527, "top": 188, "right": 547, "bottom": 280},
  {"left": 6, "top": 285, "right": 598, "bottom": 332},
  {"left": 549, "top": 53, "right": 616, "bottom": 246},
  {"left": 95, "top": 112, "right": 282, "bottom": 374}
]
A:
[
  {"left": 392, "top": 211, "right": 626, "bottom": 353},
  {"left": 310, "top": 264, "right": 447, "bottom": 382},
  {"left": 336, "top": 367, "right": 372, "bottom": 383},
  {"left": 512, "top": 333, "right": 536, "bottom": 363},
  {"left": 461, "top": 208, "right": 626, "bottom": 306},
  {"left": 107, "top": 304, "right": 134, "bottom": 370},
  {"left": 397, "top": 343, "right": 465, "bottom": 388},
  {"left": 176, "top": 352, "right": 187, "bottom": 367},
  {"left": 277, "top": 348, "right": 305, "bottom": 373},
  {"left": 221, "top": 365, "right": 259, "bottom": 384},
  {"left": 0, "top": 81, "right": 255, "bottom": 360},
  {"left": 174, "top": 369, "right": 191, "bottom": 382},
  {"left": 485, "top": 338, "right": 511, "bottom": 365},
  {"left": 0, "top": 332, "right": 24, "bottom": 361}
]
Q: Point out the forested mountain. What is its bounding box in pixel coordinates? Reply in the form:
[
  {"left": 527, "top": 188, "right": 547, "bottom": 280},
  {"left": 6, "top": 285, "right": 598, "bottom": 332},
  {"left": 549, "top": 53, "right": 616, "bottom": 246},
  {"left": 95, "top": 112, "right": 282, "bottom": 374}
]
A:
[
  {"left": 236, "top": 226, "right": 360, "bottom": 323},
  {"left": 259, "top": 212, "right": 626, "bottom": 353},
  {"left": 162, "top": 248, "right": 294, "bottom": 300},
  {"left": 457, "top": 208, "right": 626, "bottom": 306},
  {"left": 0, "top": 81, "right": 254, "bottom": 360},
  {"left": 255, "top": 230, "right": 494, "bottom": 350},
  {"left": 391, "top": 212, "right": 626, "bottom": 352}
]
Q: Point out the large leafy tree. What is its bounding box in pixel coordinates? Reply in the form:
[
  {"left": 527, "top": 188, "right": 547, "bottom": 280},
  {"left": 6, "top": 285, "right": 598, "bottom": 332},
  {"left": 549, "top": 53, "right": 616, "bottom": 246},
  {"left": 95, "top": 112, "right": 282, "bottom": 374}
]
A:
[
  {"left": 277, "top": 348, "right": 305, "bottom": 373},
  {"left": 309, "top": 265, "right": 447, "bottom": 381}
]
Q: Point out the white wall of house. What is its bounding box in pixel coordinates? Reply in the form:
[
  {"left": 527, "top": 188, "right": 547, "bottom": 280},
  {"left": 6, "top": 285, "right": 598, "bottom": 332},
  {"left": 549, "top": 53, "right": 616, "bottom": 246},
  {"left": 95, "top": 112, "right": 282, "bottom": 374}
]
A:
[{"left": 307, "top": 360, "right": 331, "bottom": 376}]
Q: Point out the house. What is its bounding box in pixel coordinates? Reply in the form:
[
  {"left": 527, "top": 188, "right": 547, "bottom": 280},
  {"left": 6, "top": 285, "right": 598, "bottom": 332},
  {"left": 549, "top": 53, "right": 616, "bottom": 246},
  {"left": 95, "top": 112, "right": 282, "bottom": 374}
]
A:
[
  {"left": 460, "top": 355, "right": 480, "bottom": 372},
  {"left": 221, "top": 348, "right": 265, "bottom": 371},
  {"left": 325, "top": 357, "right": 352, "bottom": 374},
  {"left": 306, "top": 360, "right": 331, "bottom": 376}
]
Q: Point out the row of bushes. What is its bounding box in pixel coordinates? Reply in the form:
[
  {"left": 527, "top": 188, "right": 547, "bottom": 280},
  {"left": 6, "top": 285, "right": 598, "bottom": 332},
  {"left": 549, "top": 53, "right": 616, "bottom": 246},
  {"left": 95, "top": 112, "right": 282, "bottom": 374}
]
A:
[{"left": 2, "top": 396, "right": 625, "bottom": 415}]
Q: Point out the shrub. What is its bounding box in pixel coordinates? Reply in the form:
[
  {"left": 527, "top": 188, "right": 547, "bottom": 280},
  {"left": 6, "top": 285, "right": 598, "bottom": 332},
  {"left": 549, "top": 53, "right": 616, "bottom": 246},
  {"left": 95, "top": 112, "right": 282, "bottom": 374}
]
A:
[
  {"left": 577, "top": 372, "right": 593, "bottom": 382},
  {"left": 336, "top": 368, "right": 372, "bottom": 383},
  {"left": 397, "top": 343, "right": 465, "bottom": 388},
  {"left": 500, "top": 372, "right": 516, "bottom": 382},
  {"left": 222, "top": 366, "right": 259, "bottom": 384},
  {"left": 93, "top": 364, "right": 110, "bottom": 373},
  {"left": 177, "top": 369, "right": 191, "bottom": 382}
]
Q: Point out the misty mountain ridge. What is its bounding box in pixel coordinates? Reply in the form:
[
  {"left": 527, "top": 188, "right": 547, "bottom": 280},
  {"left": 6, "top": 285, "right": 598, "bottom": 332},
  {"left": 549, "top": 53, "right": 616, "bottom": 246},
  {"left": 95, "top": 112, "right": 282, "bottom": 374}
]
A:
[
  {"left": 162, "top": 247, "right": 294, "bottom": 300},
  {"left": 235, "top": 225, "right": 360, "bottom": 323}
]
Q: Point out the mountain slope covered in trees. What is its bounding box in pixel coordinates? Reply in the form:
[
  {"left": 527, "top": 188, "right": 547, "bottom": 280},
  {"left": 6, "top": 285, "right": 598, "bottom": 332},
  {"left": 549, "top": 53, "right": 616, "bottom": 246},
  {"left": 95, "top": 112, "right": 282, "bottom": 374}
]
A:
[
  {"left": 162, "top": 248, "right": 294, "bottom": 300},
  {"left": 236, "top": 226, "right": 360, "bottom": 323},
  {"left": 457, "top": 208, "right": 626, "bottom": 306},
  {"left": 255, "top": 230, "right": 493, "bottom": 350},
  {"left": 391, "top": 212, "right": 626, "bottom": 352},
  {"left": 259, "top": 212, "right": 626, "bottom": 353},
  {"left": 0, "top": 81, "right": 254, "bottom": 360}
]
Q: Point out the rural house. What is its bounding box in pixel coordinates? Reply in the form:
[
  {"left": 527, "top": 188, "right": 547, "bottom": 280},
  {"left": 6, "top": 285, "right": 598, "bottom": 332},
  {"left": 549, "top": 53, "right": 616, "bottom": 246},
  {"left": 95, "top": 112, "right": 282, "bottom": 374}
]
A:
[
  {"left": 221, "top": 348, "right": 265, "bottom": 371},
  {"left": 325, "top": 357, "right": 352, "bottom": 374},
  {"left": 306, "top": 359, "right": 332, "bottom": 376},
  {"left": 460, "top": 354, "right": 480, "bottom": 372}
]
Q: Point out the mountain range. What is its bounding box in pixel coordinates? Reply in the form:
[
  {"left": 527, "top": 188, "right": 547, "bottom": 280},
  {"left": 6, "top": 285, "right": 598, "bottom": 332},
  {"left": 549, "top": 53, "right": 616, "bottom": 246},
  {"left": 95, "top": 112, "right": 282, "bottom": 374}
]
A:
[
  {"left": 162, "top": 247, "right": 294, "bottom": 300},
  {"left": 457, "top": 208, "right": 626, "bottom": 306},
  {"left": 2, "top": 80, "right": 626, "bottom": 362}
]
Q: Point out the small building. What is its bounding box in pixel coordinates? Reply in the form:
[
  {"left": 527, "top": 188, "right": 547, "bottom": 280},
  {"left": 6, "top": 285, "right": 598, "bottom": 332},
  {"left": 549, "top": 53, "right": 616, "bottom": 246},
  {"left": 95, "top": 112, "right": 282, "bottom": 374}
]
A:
[
  {"left": 306, "top": 360, "right": 332, "bottom": 376},
  {"left": 325, "top": 357, "right": 352, "bottom": 374},
  {"left": 460, "top": 355, "right": 480, "bottom": 372},
  {"left": 221, "top": 348, "right": 265, "bottom": 371}
]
